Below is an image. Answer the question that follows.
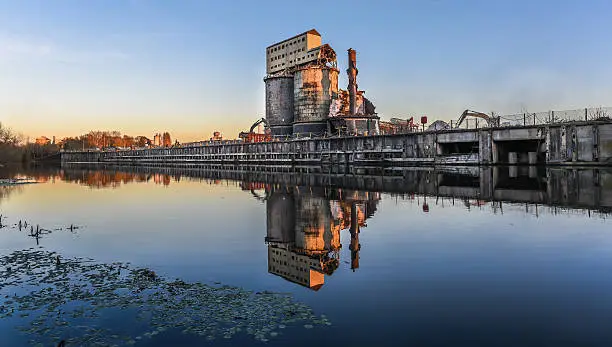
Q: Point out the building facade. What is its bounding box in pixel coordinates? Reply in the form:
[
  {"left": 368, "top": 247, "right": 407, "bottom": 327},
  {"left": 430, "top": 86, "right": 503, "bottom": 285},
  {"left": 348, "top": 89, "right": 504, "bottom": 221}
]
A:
[{"left": 266, "top": 29, "right": 322, "bottom": 75}]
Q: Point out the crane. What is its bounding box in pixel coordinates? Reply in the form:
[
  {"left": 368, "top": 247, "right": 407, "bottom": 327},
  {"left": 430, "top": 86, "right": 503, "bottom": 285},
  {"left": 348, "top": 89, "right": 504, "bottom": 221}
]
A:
[
  {"left": 239, "top": 118, "right": 272, "bottom": 143},
  {"left": 455, "top": 110, "right": 500, "bottom": 128}
]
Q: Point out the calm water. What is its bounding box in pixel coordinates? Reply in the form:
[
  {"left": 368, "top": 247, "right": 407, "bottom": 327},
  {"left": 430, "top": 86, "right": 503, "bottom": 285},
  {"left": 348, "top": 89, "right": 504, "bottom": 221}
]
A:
[{"left": 1, "top": 165, "right": 612, "bottom": 346}]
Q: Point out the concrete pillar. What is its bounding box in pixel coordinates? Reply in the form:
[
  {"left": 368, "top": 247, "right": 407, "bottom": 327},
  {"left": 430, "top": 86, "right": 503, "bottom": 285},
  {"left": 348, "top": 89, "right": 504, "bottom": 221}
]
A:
[
  {"left": 528, "top": 152, "right": 538, "bottom": 165},
  {"left": 509, "top": 166, "right": 518, "bottom": 178},
  {"left": 508, "top": 152, "right": 518, "bottom": 164},
  {"left": 492, "top": 141, "right": 499, "bottom": 164}
]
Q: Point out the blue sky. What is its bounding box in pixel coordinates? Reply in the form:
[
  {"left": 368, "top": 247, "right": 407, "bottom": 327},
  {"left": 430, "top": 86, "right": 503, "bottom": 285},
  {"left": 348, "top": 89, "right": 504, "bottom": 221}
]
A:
[{"left": 0, "top": 0, "right": 611, "bottom": 141}]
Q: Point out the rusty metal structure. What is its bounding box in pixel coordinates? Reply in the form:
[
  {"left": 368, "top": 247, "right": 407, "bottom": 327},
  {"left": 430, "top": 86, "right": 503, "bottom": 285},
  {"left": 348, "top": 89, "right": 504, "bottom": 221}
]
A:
[
  {"left": 379, "top": 117, "right": 419, "bottom": 135},
  {"left": 239, "top": 118, "right": 272, "bottom": 143},
  {"left": 293, "top": 66, "right": 339, "bottom": 136},
  {"left": 263, "top": 29, "right": 379, "bottom": 138},
  {"left": 327, "top": 48, "right": 380, "bottom": 136},
  {"left": 347, "top": 48, "right": 358, "bottom": 116},
  {"left": 455, "top": 110, "right": 500, "bottom": 129}
]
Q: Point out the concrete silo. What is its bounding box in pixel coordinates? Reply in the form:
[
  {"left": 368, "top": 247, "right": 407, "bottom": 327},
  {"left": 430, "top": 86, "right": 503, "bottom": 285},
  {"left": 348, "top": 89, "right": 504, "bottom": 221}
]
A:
[
  {"left": 264, "top": 76, "right": 294, "bottom": 137},
  {"left": 266, "top": 190, "right": 296, "bottom": 244},
  {"left": 292, "top": 66, "right": 339, "bottom": 137}
]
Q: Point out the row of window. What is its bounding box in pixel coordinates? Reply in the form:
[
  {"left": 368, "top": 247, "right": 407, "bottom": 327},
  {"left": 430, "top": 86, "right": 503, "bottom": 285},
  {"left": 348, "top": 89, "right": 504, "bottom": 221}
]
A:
[
  {"left": 270, "top": 47, "right": 306, "bottom": 62},
  {"left": 269, "top": 52, "right": 319, "bottom": 70},
  {"left": 268, "top": 37, "right": 306, "bottom": 53},
  {"left": 270, "top": 258, "right": 310, "bottom": 272},
  {"left": 269, "top": 266, "right": 309, "bottom": 285}
]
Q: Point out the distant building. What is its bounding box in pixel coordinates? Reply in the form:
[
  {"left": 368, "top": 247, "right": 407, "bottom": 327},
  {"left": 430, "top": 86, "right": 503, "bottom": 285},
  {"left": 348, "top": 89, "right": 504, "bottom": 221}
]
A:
[
  {"left": 153, "top": 133, "right": 162, "bottom": 147},
  {"left": 35, "top": 136, "right": 51, "bottom": 145},
  {"left": 211, "top": 131, "right": 223, "bottom": 142},
  {"left": 162, "top": 132, "right": 172, "bottom": 147}
]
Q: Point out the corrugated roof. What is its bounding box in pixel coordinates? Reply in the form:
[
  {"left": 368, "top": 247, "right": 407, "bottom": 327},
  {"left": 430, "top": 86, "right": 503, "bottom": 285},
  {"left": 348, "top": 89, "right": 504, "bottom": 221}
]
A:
[{"left": 266, "top": 29, "right": 321, "bottom": 49}]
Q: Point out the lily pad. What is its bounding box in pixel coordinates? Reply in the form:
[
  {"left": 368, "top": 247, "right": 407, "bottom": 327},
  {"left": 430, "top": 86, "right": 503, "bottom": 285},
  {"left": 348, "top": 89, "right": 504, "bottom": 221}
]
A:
[{"left": 0, "top": 249, "right": 329, "bottom": 346}]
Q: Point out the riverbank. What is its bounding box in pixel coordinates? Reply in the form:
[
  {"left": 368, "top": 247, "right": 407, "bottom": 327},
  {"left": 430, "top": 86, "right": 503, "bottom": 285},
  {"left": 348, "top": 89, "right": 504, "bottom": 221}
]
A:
[{"left": 0, "top": 178, "right": 38, "bottom": 186}]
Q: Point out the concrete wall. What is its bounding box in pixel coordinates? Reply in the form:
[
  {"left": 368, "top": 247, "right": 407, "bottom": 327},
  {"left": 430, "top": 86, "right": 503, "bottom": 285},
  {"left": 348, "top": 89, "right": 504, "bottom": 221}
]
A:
[
  {"left": 437, "top": 131, "right": 478, "bottom": 143},
  {"left": 62, "top": 121, "right": 612, "bottom": 167},
  {"left": 599, "top": 124, "right": 612, "bottom": 164},
  {"left": 544, "top": 123, "right": 612, "bottom": 164}
]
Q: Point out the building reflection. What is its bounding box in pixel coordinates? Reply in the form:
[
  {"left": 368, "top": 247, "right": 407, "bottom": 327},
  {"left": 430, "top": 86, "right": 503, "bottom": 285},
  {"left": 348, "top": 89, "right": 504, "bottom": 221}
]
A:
[{"left": 265, "top": 186, "right": 379, "bottom": 290}]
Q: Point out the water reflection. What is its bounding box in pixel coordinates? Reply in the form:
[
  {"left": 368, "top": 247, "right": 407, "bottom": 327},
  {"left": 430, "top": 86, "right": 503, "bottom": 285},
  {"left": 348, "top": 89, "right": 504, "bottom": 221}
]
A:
[
  {"left": 40, "top": 164, "right": 611, "bottom": 213},
  {"left": 3, "top": 164, "right": 612, "bottom": 346},
  {"left": 3, "top": 164, "right": 612, "bottom": 287},
  {"left": 0, "top": 185, "right": 23, "bottom": 203},
  {"left": 265, "top": 186, "right": 379, "bottom": 289}
]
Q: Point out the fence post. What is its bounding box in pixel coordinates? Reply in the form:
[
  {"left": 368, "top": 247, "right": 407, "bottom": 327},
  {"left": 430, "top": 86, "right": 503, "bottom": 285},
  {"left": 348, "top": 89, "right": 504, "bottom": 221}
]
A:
[
  {"left": 585, "top": 108, "right": 588, "bottom": 121},
  {"left": 533, "top": 113, "right": 536, "bottom": 125},
  {"left": 551, "top": 110, "right": 555, "bottom": 123},
  {"left": 523, "top": 113, "right": 526, "bottom": 126},
  {"left": 476, "top": 118, "right": 479, "bottom": 129}
]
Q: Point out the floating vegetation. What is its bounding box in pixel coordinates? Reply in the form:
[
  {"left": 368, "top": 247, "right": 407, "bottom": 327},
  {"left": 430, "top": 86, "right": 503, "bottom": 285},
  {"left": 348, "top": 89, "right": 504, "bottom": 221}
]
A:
[
  {"left": 0, "top": 249, "right": 330, "bottom": 346},
  {"left": 0, "top": 215, "right": 83, "bottom": 245}
]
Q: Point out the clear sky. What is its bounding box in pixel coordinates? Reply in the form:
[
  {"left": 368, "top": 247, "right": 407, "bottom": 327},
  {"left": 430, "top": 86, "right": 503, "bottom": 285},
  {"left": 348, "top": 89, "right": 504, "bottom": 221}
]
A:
[{"left": 1, "top": 0, "right": 611, "bottom": 142}]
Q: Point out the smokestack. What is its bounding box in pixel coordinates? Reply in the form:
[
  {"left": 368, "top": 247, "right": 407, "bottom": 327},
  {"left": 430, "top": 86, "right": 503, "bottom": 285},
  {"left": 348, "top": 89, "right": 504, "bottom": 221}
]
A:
[
  {"left": 349, "top": 202, "right": 360, "bottom": 271},
  {"left": 347, "top": 48, "right": 358, "bottom": 115}
]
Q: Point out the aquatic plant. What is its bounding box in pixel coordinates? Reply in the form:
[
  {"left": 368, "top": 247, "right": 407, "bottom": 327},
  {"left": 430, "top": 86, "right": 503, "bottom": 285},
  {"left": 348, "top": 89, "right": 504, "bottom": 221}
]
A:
[{"left": 0, "top": 249, "right": 330, "bottom": 346}]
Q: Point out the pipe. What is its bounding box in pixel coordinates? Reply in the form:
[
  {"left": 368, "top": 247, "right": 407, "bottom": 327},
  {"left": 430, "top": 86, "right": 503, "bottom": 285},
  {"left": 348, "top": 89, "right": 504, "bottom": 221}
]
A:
[{"left": 347, "top": 48, "right": 358, "bottom": 115}]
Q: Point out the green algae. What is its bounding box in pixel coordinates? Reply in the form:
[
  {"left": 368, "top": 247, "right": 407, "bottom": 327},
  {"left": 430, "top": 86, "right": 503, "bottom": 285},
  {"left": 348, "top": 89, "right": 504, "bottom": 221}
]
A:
[{"left": 0, "top": 249, "right": 330, "bottom": 346}]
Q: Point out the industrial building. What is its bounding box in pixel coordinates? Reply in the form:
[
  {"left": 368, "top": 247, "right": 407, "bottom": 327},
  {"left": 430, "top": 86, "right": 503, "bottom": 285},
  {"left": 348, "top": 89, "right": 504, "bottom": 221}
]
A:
[
  {"left": 264, "top": 29, "right": 380, "bottom": 138},
  {"left": 62, "top": 30, "right": 612, "bottom": 168},
  {"left": 266, "top": 29, "right": 323, "bottom": 74},
  {"left": 265, "top": 187, "right": 379, "bottom": 289}
]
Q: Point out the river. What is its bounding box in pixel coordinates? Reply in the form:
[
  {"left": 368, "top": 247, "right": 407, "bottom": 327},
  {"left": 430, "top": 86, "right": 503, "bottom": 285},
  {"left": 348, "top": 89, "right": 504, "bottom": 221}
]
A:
[{"left": 1, "top": 165, "right": 612, "bottom": 346}]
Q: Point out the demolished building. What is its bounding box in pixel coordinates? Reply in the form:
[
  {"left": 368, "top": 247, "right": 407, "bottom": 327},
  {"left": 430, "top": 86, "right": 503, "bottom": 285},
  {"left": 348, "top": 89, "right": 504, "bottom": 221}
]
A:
[{"left": 264, "top": 29, "right": 379, "bottom": 138}]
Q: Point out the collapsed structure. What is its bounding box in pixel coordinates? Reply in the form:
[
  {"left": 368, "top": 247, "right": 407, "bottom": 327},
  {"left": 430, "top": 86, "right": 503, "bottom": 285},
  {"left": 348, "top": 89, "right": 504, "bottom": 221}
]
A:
[{"left": 264, "top": 29, "right": 380, "bottom": 137}]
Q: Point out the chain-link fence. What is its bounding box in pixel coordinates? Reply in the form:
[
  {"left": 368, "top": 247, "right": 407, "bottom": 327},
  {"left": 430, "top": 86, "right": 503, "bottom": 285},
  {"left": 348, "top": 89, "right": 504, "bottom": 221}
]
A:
[{"left": 451, "top": 106, "right": 612, "bottom": 129}]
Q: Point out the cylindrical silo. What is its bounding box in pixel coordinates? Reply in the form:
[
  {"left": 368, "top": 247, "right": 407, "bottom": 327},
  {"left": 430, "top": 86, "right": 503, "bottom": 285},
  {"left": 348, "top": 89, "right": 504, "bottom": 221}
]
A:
[
  {"left": 264, "top": 76, "right": 294, "bottom": 137},
  {"left": 293, "top": 66, "right": 339, "bottom": 136},
  {"left": 266, "top": 190, "right": 296, "bottom": 244},
  {"left": 294, "top": 191, "right": 333, "bottom": 254}
]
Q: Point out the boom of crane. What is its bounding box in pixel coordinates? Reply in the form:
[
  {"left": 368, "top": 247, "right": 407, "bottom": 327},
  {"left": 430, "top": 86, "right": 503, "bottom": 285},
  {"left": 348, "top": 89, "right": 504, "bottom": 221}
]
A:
[
  {"left": 455, "top": 110, "right": 500, "bottom": 128},
  {"left": 239, "top": 117, "right": 272, "bottom": 143}
]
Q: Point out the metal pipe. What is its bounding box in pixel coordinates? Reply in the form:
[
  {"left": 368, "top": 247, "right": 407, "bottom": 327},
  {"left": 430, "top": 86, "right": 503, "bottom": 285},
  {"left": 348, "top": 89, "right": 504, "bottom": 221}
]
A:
[{"left": 347, "top": 48, "right": 358, "bottom": 115}]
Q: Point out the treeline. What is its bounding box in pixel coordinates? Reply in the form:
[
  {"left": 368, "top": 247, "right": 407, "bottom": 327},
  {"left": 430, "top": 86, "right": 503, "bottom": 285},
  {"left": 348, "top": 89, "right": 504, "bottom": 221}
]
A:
[
  {"left": 0, "top": 125, "right": 174, "bottom": 164},
  {"left": 60, "top": 131, "right": 153, "bottom": 151},
  {"left": 0, "top": 122, "right": 26, "bottom": 164}
]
